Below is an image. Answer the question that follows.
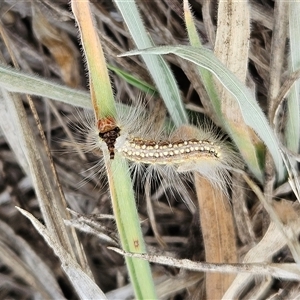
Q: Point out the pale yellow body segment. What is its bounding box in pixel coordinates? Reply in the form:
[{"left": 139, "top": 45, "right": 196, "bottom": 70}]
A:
[{"left": 117, "top": 137, "right": 221, "bottom": 165}]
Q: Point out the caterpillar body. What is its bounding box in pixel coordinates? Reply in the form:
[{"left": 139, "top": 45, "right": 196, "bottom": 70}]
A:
[
  {"left": 75, "top": 102, "right": 241, "bottom": 201},
  {"left": 117, "top": 137, "right": 221, "bottom": 165},
  {"left": 91, "top": 102, "right": 242, "bottom": 198}
]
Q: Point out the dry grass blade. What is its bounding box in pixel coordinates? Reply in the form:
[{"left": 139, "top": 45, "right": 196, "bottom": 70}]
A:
[
  {"left": 285, "top": 2, "right": 300, "bottom": 160},
  {"left": 0, "top": 89, "right": 75, "bottom": 254},
  {"left": 195, "top": 175, "right": 237, "bottom": 298},
  {"left": 109, "top": 247, "right": 300, "bottom": 280},
  {"left": 17, "top": 207, "right": 107, "bottom": 300},
  {"left": 267, "top": 1, "right": 288, "bottom": 108},
  {"left": 0, "top": 25, "right": 93, "bottom": 279},
  {"left": 202, "top": 1, "right": 250, "bottom": 297},
  {"left": 243, "top": 173, "right": 300, "bottom": 265},
  {"left": 0, "top": 220, "right": 65, "bottom": 299},
  {"left": 264, "top": 2, "right": 288, "bottom": 204},
  {"left": 65, "top": 209, "right": 118, "bottom": 246},
  {"left": 0, "top": 25, "right": 90, "bottom": 274},
  {"left": 0, "top": 89, "right": 29, "bottom": 174},
  {"left": 213, "top": 0, "right": 263, "bottom": 182},
  {"left": 272, "top": 69, "right": 300, "bottom": 125},
  {"left": 223, "top": 221, "right": 296, "bottom": 298}
]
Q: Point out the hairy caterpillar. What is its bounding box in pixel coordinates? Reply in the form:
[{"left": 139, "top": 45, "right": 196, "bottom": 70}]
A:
[{"left": 77, "top": 100, "right": 241, "bottom": 201}]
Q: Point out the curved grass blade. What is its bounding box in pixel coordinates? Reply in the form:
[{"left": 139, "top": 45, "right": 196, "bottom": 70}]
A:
[
  {"left": 183, "top": 0, "right": 263, "bottom": 182},
  {"left": 120, "top": 45, "right": 285, "bottom": 181}
]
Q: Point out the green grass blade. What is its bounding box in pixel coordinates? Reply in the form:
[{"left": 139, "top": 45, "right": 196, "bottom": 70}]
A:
[
  {"left": 0, "top": 63, "right": 158, "bottom": 109},
  {"left": 183, "top": 1, "right": 221, "bottom": 118},
  {"left": 72, "top": 1, "right": 115, "bottom": 119},
  {"left": 72, "top": 1, "right": 157, "bottom": 298},
  {"left": 108, "top": 65, "right": 158, "bottom": 95},
  {"left": 120, "top": 45, "right": 285, "bottom": 181},
  {"left": 0, "top": 64, "right": 138, "bottom": 115},
  {"left": 114, "top": 0, "right": 188, "bottom": 127},
  {"left": 109, "top": 156, "right": 157, "bottom": 298},
  {"left": 0, "top": 63, "right": 91, "bottom": 109}
]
